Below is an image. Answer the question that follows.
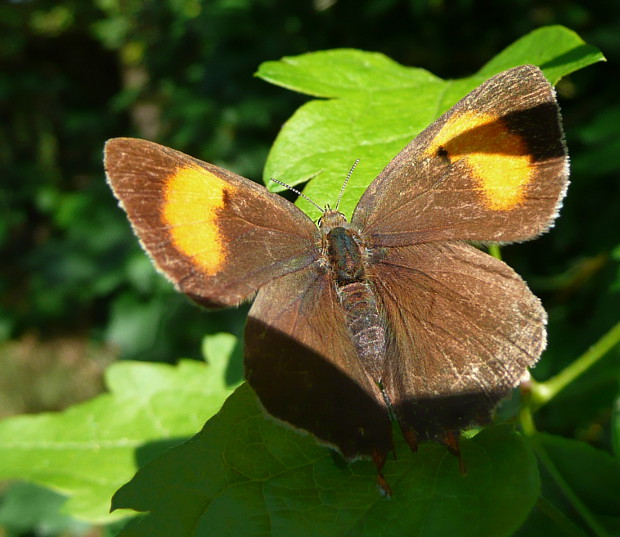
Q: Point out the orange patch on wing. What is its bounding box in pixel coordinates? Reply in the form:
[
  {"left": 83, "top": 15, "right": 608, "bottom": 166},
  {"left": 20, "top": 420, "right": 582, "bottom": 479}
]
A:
[
  {"left": 427, "top": 111, "right": 533, "bottom": 211},
  {"left": 163, "top": 165, "right": 232, "bottom": 274}
]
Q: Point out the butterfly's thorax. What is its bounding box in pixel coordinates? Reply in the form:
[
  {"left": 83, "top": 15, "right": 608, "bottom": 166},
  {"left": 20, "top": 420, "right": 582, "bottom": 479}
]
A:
[
  {"left": 325, "top": 226, "right": 364, "bottom": 283},
  {"left": 320, "top": 211, "right": 386, "bottom": 382}
]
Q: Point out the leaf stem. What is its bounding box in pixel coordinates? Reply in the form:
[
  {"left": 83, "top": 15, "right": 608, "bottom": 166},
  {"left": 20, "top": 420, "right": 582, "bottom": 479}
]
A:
[{"left": 531, "top": 320, "right": 620, "bottom": 409}]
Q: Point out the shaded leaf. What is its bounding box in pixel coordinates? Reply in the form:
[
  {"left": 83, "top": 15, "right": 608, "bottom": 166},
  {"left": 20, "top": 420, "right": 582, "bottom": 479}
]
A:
[
  {"left": 0, "top": 482, "right": 89, "bottom": 536},
  {"left": 515, "top": 433, "right": 620, "bottom": 536},
  {"left": 114, "top": 384, "right": 539, "bottom": 537}
]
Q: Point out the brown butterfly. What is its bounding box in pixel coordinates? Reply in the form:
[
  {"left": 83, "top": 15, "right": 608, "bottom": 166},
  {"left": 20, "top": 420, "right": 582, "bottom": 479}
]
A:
[{"left": 105, "top": 65, "right": 568, "bottom": 494}]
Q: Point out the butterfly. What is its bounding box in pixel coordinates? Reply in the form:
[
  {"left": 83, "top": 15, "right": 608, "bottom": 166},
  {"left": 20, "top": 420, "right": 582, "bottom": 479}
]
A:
[{"left": 105, "top": 64, "right": 568, "bottom": 493}]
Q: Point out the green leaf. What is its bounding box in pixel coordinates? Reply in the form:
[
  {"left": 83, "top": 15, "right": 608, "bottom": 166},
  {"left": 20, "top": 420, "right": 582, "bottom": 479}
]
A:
[
  {"left": 515, "top": 433, "right": 620, "bottom": 537},
  {"left": 0, "top": 482, "right": 89, "bottom": 536},
  {"left": 0, "top": 358, "right": 235, "bottom": 524},
  {"left": 478, "top": 25, "right": 606, "bottom": 85},
  {"left": 113, "top": 384, "right": 539, "bottom": 537},
  {"left": 256, "top": 25, "right": 604, "bottom": 221},
  {"left": 202, "top": 331, "right": 244, "bottom": 387},
  {"left": 257, "top": 48, "right": 442, "bottom": 99},
  {"left": 614, "top": 391, "right": 620, "bottom": 457}
]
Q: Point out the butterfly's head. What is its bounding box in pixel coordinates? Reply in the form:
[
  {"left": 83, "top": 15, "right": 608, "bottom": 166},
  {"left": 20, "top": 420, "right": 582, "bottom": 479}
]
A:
[{"left": 317, "top": 206, "right": 348, "bottom": 230}]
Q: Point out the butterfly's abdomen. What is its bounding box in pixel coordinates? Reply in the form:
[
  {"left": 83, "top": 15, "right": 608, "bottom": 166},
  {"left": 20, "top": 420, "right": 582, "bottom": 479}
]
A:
[
  {"left": 337, "top": 281, "right": 386, "bottom": 381},
  {"left": 325, "top": 226, "right": 386, "bottom": 382}
]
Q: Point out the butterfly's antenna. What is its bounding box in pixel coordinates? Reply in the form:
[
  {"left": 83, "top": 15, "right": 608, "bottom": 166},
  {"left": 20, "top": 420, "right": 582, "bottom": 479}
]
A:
[
  {"left": 270, "top": 177, "right": 324, "bottom": 213},
  {"left": 335, "top": 159, "right": 360, "bottom": 211}
]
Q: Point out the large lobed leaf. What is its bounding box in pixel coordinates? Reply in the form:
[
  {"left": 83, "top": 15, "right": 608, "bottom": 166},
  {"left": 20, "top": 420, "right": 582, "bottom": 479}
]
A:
[
  {"left": 257, "top": 25, "right": 604, "bottom": 220},
  {"left": 0, "top": 349, "right": 236, "bottom": 523},
  {"left": 114, "top": 384, "right": 540, "bottom": 537}
]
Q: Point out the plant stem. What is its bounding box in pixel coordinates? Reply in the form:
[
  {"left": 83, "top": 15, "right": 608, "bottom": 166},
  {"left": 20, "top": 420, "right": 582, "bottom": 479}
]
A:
[
  {"left": 519, "top": 404, "right": 537, "bottom": 437},
  {"left": 488, "top": 243, "right": 502, "bottom": 260},
  {"left": 535, "top": 497, "right": 590, "bottom": 537},
  {"left": 531, "top": 320, "right": 620, "bottom": 409},
  {"left": 532, "top": 437, "right": 611, "bottom": 537}
]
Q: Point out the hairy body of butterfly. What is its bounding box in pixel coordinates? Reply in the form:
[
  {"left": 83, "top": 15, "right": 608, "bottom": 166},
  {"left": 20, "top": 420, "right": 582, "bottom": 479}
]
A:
[{"left": 323, "top": 214, "right": 388, "bottom": 383}]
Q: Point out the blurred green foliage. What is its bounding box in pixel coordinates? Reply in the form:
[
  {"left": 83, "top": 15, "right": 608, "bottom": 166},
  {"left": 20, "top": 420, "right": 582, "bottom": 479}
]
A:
[
  {"left": 0, "top": 0, "right": 619, "bottom": 536},
  {"left": 1, "top": 0, "right": 619, "bottom": 362}
]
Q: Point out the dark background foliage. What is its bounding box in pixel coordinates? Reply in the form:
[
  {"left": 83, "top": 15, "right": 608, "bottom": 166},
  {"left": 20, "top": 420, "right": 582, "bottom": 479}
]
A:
[{"left": 1, "top": 1, "right": 618, "bottom": 535}]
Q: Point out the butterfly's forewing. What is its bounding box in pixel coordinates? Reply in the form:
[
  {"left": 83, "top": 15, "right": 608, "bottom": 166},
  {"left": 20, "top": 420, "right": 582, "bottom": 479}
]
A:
[
  {"left": 245, "top": 265, "right": 393, "bottom": 460},
  {"left": 373, "top": 241, "right": 545, "bottom": 441},
  {"left": 105, "top": 138, "right": 319, "bottom": 307},
  {"left": 346, "top": 65, "right": 567, "bottom": 448},
  {"left": 105, "top": 138, "right": 393, "bottom": 461},
  {"left": 353, "top": 65, "right": 568, "bottom": 245}
]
